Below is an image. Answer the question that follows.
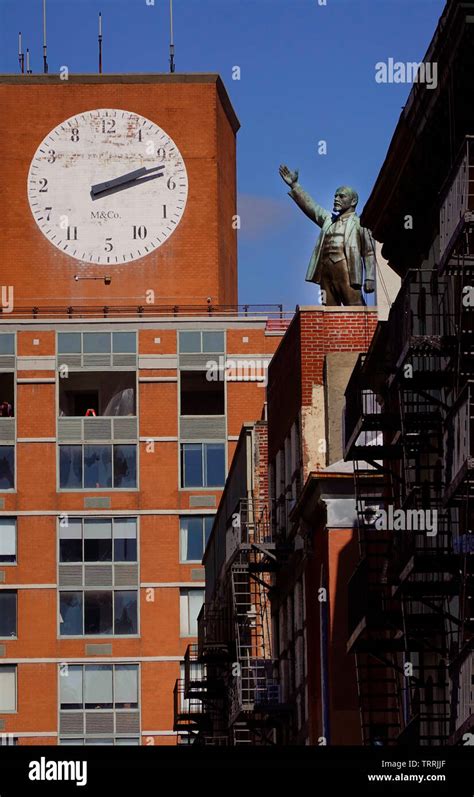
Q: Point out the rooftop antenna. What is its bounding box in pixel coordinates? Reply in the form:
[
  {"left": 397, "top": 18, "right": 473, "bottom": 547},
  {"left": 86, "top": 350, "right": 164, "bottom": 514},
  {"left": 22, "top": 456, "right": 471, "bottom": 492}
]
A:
[
  {"left": 26, "top": 48, "right": 32, "bottom": 74},
  {"left": 42, "top": 0, "right": 48, "bottom": 73},
  {"left": 169, "top": 0, "right": 175, "bottom": 73},
  {"left": 98, "top": 12, "right": 103, "bottom": 74},
  {"left": 18, "top": 32, "right": 25, "bottom": 74}
]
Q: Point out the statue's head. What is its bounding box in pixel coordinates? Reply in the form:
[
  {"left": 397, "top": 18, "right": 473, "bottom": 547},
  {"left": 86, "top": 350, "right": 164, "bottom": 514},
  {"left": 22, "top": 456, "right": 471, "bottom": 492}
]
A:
[{"left": 333, "top": 186, "right": 358, "bottom": 214}]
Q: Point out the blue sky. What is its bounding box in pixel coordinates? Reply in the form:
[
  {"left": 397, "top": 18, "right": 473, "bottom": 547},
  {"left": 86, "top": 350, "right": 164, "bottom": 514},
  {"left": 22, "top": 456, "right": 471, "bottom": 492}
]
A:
[{"left": 0, "top": 0, "right": 445, "bottom": 309}]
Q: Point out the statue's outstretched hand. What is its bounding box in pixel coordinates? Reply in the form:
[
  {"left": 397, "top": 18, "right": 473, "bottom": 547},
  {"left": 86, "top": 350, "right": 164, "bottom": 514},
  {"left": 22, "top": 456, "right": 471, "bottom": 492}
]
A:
[
  {"left": 279, "top": 164, "right": 298, "bottom": 187},
  {"left": 364, "top": 279, "right": 375, "bottom": 294}
]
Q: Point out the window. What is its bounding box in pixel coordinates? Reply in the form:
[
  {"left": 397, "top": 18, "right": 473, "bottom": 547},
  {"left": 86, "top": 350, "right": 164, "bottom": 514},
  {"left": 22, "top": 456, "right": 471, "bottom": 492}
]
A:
[
  {"left": 179, "top": 330, "right": 225, "bottom": 353},
  {"left": 180, "top": 516, "right": 213, "bottom": 561},
  {"left": 60, "top": 590, "right": 137, "bottom": 636},
  {"left": 60, "top": 664, "right": 139, "bottom": 710},
  {"left": 0, "top": 591, "right": 17, "bottom": 638},
  {"left": 0, "top": 665, "right": 16, "bottom": 712},
  {"left": 0, "top": 518, "right": 16, "bottom": 564},
  {"left": 0, "top": 374, "right": 14, "bottom": 417},
  {"left": 180, "top": 588, "right": 204, "bottom": 636},
  {"left": 58, "top": 332, "right": 136, "bottom": 356},
  {"left": 59, "top": 445, "right": 137, "bottom": 489},
  {"left": 59, "top": 518, "right": 138, "bottom": 637},
  {"left": 0, "top": 446, "right": 14, "bottom": 490},
  {"left": 0, "top": 335, "right": 15, "bottom": 355},
  {"left": 180, "top": 443, "right": 225, "bottom": 488},
  {"left": 59, "top": 371, "right": 136, "bottom": 417},
  {"left": 180, "top": 371, "right": 224, "bottom": 415}
]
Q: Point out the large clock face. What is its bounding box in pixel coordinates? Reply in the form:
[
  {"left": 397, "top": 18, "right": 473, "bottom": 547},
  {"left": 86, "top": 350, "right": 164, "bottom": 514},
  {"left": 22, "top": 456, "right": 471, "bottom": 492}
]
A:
[{"left": 27, "top": 109, "right": 188, "bottom": 265}]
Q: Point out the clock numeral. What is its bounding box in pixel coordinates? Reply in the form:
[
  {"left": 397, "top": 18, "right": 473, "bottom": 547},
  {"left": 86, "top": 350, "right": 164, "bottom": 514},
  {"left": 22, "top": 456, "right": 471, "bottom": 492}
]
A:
[
  {"left": 102, "top": 119, "right": 116, "bottom": 134},
  {"left": 71, "top": 128, "right": 80, "bottom": 143},
  {"left": 105, "top": 238, "right": 113, "bottom": 253},
  {"left": 47, "top": 150, "right": 56, "bottom": 164},
  {"left": 132, "top": 225, "right": 148, "bottom": 240},
  {"left": 45, "top": 207, "right": 52, "bottom": 221},
  {"left": 39, "top": 178, "right": 48, "bottom": 192},
  {"left": 157, "top": 147, "right": 166, "bottom": 161},
  {"left": 137, "top": 129, "right": 143, "bottom": 143},
  {"left": 162, "top": 205, "right": 167, "bottom": 219},
  {"left": 67, "top": 226, "right": 78, "bottom": 241},
  {"left": 167, "top": 177, "right": 176, "bottom": 191}
]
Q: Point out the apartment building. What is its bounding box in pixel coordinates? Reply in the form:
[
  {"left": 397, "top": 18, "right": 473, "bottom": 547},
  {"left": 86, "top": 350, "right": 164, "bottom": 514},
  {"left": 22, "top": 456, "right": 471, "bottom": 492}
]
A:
[{"left": 0, "top": 73, "right": 287, "bottom": 745}]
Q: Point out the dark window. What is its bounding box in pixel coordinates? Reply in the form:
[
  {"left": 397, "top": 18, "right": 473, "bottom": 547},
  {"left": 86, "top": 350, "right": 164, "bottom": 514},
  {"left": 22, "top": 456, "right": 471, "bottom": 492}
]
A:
[
  {"left": 114, "top": 445, "right": 137, "bottom": 488},
  {"left": 84, "top": 519, "right": 112, "bottom": 562},
  {"left": 205, "top": 444, "right": 225, "bottom": 487},
  {"left": 181, "top": 443, "right": 203, "bottom": 487},
  {"left": 60, "top": 592, "right": 83, "bottom": 635},
  {"left": 0, "top": 373, "right": 15, "bottom": 417},
  {"left": 60, "top": 446, "right": 82, "bottom": 489},
  {"left": 180, "top": 515, "right": 214, "bottom": 561},
  {"left": 84, "top": 445, "right": 112, "bottom": 489},
  {"left": 0, "top": 446, "right": 14, "bottom": 490},
  {"left": 59, "top": 519, "right": 82, "bottom": 562},
  {"left": 0, "top": 591, "right": 17, "bottom": 637},
  {"left": 114, "top": 591, "right": 138, "bottom": 634},
  {"left": 113, "top": 519, "right": 137, "bottom": 562},
  {"left": 84, "top": 591, "right": 113, "bottom": 635},
  {"left": 71, "top": 391, "right": 99, "bottom": 417},
  {"left": 180, "top": 371, "right": 224, "bottom": 415}
]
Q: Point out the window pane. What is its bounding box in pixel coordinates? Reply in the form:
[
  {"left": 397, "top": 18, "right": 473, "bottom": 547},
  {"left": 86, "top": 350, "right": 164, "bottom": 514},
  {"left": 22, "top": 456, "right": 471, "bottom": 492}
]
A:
[
  {"left": 83, "top": 333, "right": 111, "bottom": 353},
  {"left": 60, "top": 592, "right": 83, "bottom": 636},
  {"left": 60, "top": 446, "right": 82, "bottom": 489},
  {"left": 204, "top": 443, "right": 225, "bottom": 487},
  {"left": 84, "top": 591, "right": 113, "bottom": 635},
  {"left": 0, "top": 446, "right": 14, "bottom": 490},
  {"left": 179, "top": 331, "right": 201, "bottom": 353},
  {"left": 84, "top": 519, "right": 112, "bottom": 562},
  {"left": 188, "top": 589, "right": 204, "bottom": 635},
  {"left": 115, "top": 665, "right": 138, "bottom": 708},
  {"left": 59, "top": 518, "right": 82, "bottom": 562},
  {"left": 0, "top": 592, "right": 16, "bottom": 637},
  {"left": 60, "top": 665, "right": 83, "bottom": 709},
  {"left": 0, "top": 665, "right": 16, "bottom": 712},
  {"left": 181, "top": 517, "right": 204, "bottom": 561},
  {"left": 0, "top": 518, "right": 16, "bottom": 563},
  {"left": 114, "top": 591, "right": 137, "bottom": 635},
  {"left": 84, "top": 446, "right": 112, "bottom": 489},
  {"left": 116, "top": 738, "right": 140, "bottom": 745},
  {"left": 113, "top": 519, "right": 137, "bottom": 562},
  {"left": 182, "top": 444, "right": 203, "bottom": 488},
  {"left": 112, "top": 332, "right": 136, "bottom": 353},
  {"left": 0, "top": 335, "right": 14, "bottom": 355},
  {"left": 85, "top": 738, "right": 114, "bottom": 745},
  {"left": 84, "top": 665, "right": 113, "bottom": 708},
  {"left": 57, "top": 333, "right": 81, "bottom": 354},
  {"left": 114, "top": 446, "right": 137, "bottom": 489},
  {"left": 202, "top": 331, "right": 224, "bottom": 353}
]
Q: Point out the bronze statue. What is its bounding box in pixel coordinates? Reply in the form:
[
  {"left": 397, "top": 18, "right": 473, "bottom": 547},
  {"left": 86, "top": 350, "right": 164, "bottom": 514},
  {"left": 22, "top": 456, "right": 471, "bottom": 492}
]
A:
[{"left": 279, "top": 165, "right": 377, "bottom": 306}]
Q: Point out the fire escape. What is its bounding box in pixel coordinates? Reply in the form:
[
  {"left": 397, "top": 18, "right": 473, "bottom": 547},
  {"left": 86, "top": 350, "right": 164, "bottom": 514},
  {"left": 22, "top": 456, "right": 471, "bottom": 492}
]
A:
[
  {"left": 174, "top": 498, "right": 286, "bottom": 745},
  {"left": 344, "top": 136, "right": 474, "bottom": 746}
]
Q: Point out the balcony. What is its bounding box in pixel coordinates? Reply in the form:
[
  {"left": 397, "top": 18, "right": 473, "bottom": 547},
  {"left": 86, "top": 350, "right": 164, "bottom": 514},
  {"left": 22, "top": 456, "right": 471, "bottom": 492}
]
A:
[
  {"left": 439, "top": 136, "right": 474, "bottom": 273},
  {"left": 197, "top": 606, "right": 232, "bottom": 660},
  {"left": 173, "top": 679, "right": 210, "bottom": 733},
  {"left": 444, "top": 382, "right": 474, "bottom": 503},
  {"left": 347, "top": 557, "right": 403, "bottom": 654}
]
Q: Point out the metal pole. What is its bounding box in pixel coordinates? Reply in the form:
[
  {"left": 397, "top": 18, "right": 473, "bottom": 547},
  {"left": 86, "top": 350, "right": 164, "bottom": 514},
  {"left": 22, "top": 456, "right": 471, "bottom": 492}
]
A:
[
  {"left": 43, "top": 0, "right": 48, "bottom": 73},
  {"left": 98, "top": 12, "right": 103, "bottom": 74},
  {"left": 169, "top": 0, "right": 175, "bottom": 73}
]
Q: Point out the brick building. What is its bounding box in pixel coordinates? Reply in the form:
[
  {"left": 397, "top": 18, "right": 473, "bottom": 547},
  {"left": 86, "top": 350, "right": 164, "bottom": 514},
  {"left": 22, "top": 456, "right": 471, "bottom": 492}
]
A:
[{"left": 0, "top": 73, "right": 288, "bottom": 745}]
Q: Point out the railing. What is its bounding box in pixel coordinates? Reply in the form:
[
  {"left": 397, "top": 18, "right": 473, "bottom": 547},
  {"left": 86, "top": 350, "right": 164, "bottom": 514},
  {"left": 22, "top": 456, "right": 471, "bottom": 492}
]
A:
[
  {"left": 449, "top": 641, "right": 474, "bottom": 736},
  {"left": 386, "top": 270, "right": 445, "bottom": 363},
  {"left": 439, "top": 136, "right": 474, "bottom": 265},
  {"left": 173, "top": 679, "right": 205, "bottom": 722},
  {"left": 0, "top": 302, "right": 293, "bottom": 326},
  {"left": 197, "top": 606, "right": 231, "bottom": 657},
  {"left": 444, "top": 383, "right": 474, "bottom": 500},
  {"left": 344, "top": 354, "right": 385, "bottom": 454}
]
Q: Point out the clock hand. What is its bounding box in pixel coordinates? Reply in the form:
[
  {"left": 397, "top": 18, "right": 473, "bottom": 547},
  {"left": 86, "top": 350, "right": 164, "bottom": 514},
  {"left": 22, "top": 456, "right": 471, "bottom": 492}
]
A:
[{"left": 91, "top": 165, "right": 165, "bottom": 197}]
